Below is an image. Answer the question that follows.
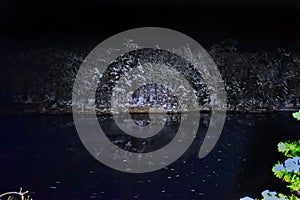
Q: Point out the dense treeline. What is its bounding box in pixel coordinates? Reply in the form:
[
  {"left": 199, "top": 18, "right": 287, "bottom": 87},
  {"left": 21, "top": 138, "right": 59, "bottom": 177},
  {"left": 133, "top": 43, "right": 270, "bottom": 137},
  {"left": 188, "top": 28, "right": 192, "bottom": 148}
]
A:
[{"left": 1, "top": 39, "right": 299, "bottom": 113}]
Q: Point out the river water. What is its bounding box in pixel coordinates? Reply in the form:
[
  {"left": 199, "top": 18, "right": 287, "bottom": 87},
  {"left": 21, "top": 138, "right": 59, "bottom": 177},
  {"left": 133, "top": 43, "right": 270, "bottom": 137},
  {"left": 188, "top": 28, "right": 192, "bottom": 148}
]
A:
[{"left": 1, "top": 112, "right": 300, "bottom": 200}]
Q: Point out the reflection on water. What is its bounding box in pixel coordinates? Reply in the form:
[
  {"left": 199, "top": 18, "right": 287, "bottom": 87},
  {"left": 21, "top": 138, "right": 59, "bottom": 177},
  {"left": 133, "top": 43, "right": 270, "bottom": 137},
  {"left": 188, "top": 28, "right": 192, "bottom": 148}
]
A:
[
  {"left": 0, "top": 112, "right": 300, "bottom": 199},
  {"left": 100, "top": 113, "right": 182, "bottom": 153}
]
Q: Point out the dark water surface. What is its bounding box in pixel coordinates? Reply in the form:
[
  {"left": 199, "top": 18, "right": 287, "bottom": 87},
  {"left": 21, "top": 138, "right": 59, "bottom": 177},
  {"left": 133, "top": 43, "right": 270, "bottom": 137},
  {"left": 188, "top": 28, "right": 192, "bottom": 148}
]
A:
[{"left": 1, "top": 112, "right": 300, "bottom": 200}]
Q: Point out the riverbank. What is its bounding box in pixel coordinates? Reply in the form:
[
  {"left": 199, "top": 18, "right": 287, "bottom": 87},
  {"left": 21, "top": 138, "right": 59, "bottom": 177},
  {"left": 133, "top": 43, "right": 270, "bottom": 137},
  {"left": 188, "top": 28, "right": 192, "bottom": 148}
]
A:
[{"left": 1, "top": 103, "right": 298, "bottom": 115}]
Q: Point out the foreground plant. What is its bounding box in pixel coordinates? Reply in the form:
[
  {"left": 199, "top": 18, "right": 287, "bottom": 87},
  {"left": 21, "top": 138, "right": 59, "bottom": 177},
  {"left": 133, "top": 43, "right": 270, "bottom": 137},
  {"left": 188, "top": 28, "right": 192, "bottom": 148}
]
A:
[
  {"left": 0, "top": 187, "right": 32, "bottom": 200},
  {"left": 293, "top": 110, "right": 300, "bottom": 121},
  {"left": 241, "top": 190, "right": 297, "bottom": 200},
  {"left": 240, "top": 111, "right": 300, "bottom": 200}
]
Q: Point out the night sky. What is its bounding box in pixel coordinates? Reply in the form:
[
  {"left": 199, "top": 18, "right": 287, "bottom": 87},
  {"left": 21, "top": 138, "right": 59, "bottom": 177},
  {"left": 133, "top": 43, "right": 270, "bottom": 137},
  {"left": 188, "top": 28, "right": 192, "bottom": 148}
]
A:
[{"left": 0, "top": 0, "right": 299, "bottom": 51}]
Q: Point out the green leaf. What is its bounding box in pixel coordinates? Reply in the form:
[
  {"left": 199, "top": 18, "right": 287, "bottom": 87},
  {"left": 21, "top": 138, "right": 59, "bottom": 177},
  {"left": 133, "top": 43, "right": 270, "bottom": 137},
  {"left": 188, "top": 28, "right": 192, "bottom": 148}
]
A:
[{"left": 292, "top": 110, "right": 300, "bottom": 121}]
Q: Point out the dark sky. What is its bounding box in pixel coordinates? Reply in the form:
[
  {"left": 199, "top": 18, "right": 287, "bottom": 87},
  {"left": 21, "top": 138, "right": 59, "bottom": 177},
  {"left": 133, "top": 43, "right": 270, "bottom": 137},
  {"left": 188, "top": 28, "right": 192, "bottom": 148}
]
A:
[{"left": 0, "top": 0, "right": 300, "bottom": 51}]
